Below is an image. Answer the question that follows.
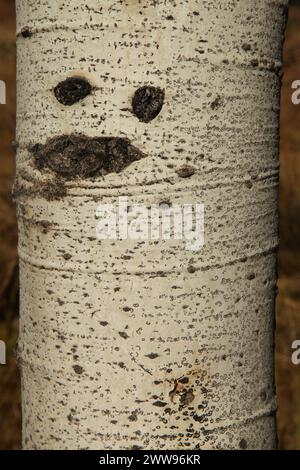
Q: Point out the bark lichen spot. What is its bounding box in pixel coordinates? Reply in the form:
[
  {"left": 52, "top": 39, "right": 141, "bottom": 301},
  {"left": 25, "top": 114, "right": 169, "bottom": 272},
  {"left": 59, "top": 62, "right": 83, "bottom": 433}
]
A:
[
  {"left": 31, "top": 134, "right": 145, "bottom": 179},
  {"left": 132, "top": 86, "right": 165, "bottom": 123},
  {"left": 54, "top": 77, "right": 92, "bottom": 106}
]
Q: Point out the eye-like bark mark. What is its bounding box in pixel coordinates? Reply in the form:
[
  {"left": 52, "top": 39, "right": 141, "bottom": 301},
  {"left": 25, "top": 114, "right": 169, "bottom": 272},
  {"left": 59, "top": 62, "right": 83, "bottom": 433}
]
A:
[
  {"left": 30, "top": 134, "right": 145, "bottom": 179},
  {"left": 132, "top": 86, "right": 165, "bottom": 123},
  {"left": 54, "top": 77, "right": 92, "bottom": 106}
]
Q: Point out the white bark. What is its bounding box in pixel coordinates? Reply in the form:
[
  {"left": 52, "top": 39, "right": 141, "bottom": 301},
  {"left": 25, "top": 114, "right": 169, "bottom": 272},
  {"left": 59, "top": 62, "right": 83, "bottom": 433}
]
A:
[{"left": 16, "top": 0, "right": 288, "bottom": 450}]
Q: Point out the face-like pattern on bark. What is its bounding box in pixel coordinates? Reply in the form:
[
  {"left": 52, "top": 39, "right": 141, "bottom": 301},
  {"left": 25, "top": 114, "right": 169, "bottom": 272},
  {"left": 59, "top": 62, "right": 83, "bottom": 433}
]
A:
[{"left": 16, "top": 0, "right": 288, "bottom": 451}]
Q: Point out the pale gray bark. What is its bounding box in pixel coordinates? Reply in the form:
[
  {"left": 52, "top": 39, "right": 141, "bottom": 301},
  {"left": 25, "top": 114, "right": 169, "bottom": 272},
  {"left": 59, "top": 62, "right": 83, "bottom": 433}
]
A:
[{"left": 16, "top": 0, "right": 288, "bottom": 450}]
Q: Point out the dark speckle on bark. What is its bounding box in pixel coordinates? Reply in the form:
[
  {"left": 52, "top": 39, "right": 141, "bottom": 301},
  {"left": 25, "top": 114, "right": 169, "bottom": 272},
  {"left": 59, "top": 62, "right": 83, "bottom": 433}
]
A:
[
  {"left": 145, "top": 353, "right": 159, "bottom": 359},
  {"left": 152, "top": 401, "right": 167, "bottom": 407},
  {"left": 73, "top": 365, "right": 84, "bottom": 375},
  {"left": 176, "top": 165, "right": 196, "bottom": 178},
  {"left": 239, "top": 438, "right": 247, "bottom": 449},
  {"left": 21, "top": 27, "right": 32, "bottom": 38}
]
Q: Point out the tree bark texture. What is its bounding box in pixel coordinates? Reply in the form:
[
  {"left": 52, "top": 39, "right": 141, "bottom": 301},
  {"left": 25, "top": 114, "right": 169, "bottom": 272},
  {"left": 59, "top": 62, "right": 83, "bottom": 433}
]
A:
[{"left": 16, "top": 0, "right": 288, "bottom": 450}]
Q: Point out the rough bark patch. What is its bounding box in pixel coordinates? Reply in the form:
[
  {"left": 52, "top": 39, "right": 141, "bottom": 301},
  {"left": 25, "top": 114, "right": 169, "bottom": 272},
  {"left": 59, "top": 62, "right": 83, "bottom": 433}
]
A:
[
  {"left": 13, "top": 177, "right": 67, "bottom": 201},
  {"left": 132, "top": 86, "right": 165, "bottom": 123},
  {"left": 54, "top": 77, "right": 92, "bottom": 105},
  {"left": 30, "top": 134, "right": 146, "bottom": 179}
]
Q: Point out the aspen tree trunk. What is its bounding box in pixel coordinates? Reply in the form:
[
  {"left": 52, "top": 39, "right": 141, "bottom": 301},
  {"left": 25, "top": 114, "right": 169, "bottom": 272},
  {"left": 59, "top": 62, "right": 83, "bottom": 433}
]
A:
[{"left": 15, "top": 0, "right": 288, "bottom": 450}]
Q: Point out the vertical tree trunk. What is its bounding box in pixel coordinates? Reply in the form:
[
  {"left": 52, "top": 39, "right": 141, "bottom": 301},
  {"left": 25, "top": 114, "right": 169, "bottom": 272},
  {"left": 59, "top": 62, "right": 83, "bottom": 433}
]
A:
[{"left": 16, "top": 0, "right": 288, "bottom": 450}]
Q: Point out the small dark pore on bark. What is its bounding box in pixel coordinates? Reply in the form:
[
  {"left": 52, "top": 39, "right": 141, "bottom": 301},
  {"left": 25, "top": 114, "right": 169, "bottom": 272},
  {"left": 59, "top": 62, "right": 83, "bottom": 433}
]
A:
[
  {"left": 54, "top": 77, "right": 92, "bottom": 106},
  {"left": 73, "top": 365, "right": 84, "bottom": 375},
  {"left": 187, "top": 265, "right": 196, "bottom": 274},
  {"left": 30, "top": 134, "right": 145, "bottom": 179},
  {"left": 21, "top": 27, "right": 32, "bottom": 38},
  {"left": 132, "top": 86, "right": 165, "bottom": 123},
  {"left": 145, "top": 353, "right": 159, "bottom": 359},
  {"left": 179, "top": 376, "right": 189, "bottom": 384},
  {"left": 118, "top": 331, "right": 129, "bottom": 340},
  {"left": 241, "top": 43, "right": 251, "bottom": 51},
  {"left": 152, "top": 401, "right": 167, "bottom": 407},
  {"left": 180, "top": 389, "right": 195, "bottom": 406},
  {"left": 247, "top": 272, "right": 256, "bottom": 280},
  {"left": 211, "top": 95, "right": 222, "bottom": 110},
  {"left": 239, "top": 438, "right": 247, "bottom": 449}
]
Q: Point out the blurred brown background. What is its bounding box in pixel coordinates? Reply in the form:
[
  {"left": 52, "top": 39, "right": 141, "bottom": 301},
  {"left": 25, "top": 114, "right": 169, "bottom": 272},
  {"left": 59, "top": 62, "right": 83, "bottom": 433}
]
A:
[{"left": 0, "top": 0, "right": 300, "bottom": 450}]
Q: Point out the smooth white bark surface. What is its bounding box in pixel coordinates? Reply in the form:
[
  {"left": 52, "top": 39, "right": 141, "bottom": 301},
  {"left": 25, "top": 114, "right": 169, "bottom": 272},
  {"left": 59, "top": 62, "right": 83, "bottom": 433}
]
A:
[{"left": 16, "top": 0, "right": 288, "bottom": 450}]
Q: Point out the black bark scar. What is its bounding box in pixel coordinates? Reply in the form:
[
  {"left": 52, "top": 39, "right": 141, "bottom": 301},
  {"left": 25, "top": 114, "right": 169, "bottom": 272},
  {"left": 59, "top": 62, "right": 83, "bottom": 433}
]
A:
[
  {"left": 54, "top": 77, "right": 92, "bottom": 106},
  {"left": 132, "top": 86, "right": 165, "bottom": 123},
  {"left": 30, "top": 134, "right": 145, "bottom": 179}
]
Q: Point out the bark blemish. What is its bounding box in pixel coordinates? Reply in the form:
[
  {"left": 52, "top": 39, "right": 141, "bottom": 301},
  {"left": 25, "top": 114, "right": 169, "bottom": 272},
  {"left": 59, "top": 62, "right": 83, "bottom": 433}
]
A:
[
  {"left": 54, "top": 77, "right": 92, "bottom": 106},
  {"left": 187, "top": 265, "right": 196, "bottom": 274},
  {"left": 176, "top": 165, "right": 196, "bottom": 178},
  {"left": 242, "top": 43, "right": 251, "bottom": 51},
  {"left": 180, "top": 389, "right": 195, "bottom": 406},
  {"left": 30, "top": 134, "right": 145, "bottom": 179},
  {"left": 169, "top": 381, "right": 180, "bottom": 403},
  {"left": 152, "top": 400, "right": 167, "bottom": 407},
  {"left": 41, "top": 179, "right": 67, "bottom": 200},
  {"left": 132, "top": 86, "right": 165, "bottom": 123},
  {"left": 145, "top": 353, "right": 159, "bottom": 359},
  {"left": 21, "top": 27, "right": 32, "bottom": 38},
  {"left": 260, "top": 389, "right": 267, "bottom": 402},
  {"left": 73, "top": 365, "right": 84, "bottom": 375},
  {"left": 118, "top": 331, "right": 129, "bottom": 339},
  {"left": 169, "top": 380, "right": 195, "bottom": 407},
  {"left": 128, "top": 411, "right": 138, "bottom": 422},
  {"left": 247, "top": 272, "right": 256, "bottom": 281},
  {"left": 210, "top": 95, "right": 222, "bottom": 110},
  {"left": 239, "top": 438, "right": 247, "bottom": 449},
  {"left": 179, "top": 376, "right": 189, "bottom": 384}
]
